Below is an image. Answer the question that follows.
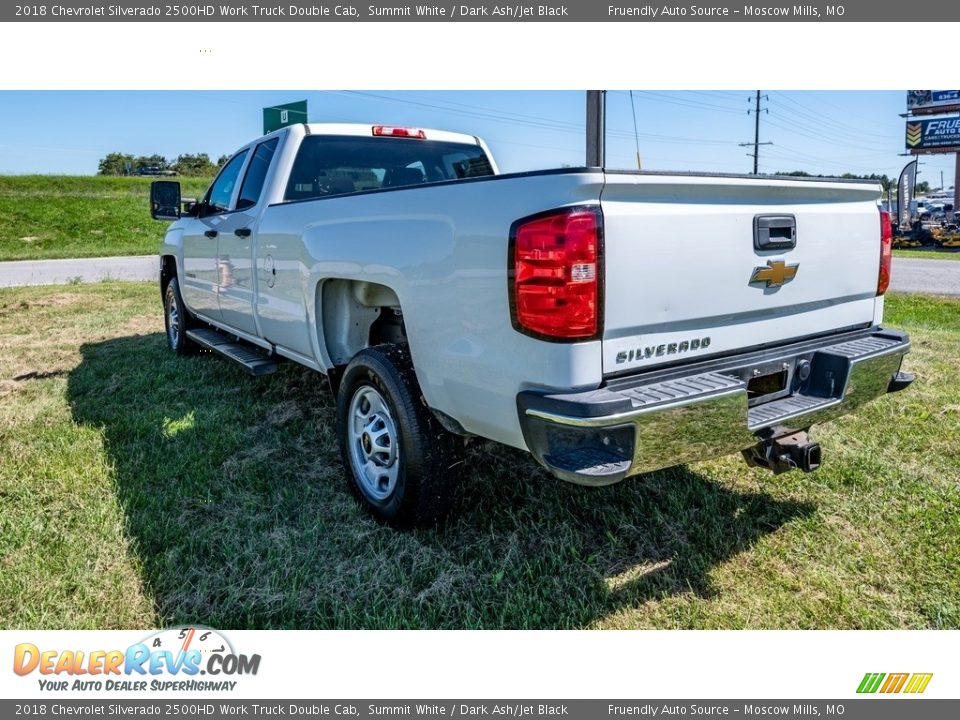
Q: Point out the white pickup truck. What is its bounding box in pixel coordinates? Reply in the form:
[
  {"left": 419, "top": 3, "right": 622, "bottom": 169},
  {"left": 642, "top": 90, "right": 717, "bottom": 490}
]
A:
[{"left": 150, "top": 122, "right": 914, "bottom": 526}]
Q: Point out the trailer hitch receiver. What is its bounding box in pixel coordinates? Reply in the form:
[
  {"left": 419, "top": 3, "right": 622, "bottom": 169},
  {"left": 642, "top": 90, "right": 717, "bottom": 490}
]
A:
[{"left": 743, "top": 430, "right": 821, "bottom": 475}]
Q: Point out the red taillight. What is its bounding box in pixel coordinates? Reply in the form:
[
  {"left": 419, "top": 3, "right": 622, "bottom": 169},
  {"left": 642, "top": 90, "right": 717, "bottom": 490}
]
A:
[
  {"left": 510, "top": 207, "right": 602, "bottom": 340},
  {"left": 372, "top": 125, "right": 426, "bottom": 139},
  {"left": 878, "top": 209, "right": 893, "bottom": 296}
]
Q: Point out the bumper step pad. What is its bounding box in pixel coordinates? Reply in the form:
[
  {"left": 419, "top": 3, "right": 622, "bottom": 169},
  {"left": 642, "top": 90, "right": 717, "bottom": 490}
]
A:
[
  {"left": 747, "top": 332, "right": 907, "bottom": 430},
  {"left": 543, "top": 447, "right": 632, "bottom": 479},
  {"left": 617, "top": 372, "right": 744, "bottom": 409},
  {"left": 748, "top": 394, "right": 832, "bottom": 429}
]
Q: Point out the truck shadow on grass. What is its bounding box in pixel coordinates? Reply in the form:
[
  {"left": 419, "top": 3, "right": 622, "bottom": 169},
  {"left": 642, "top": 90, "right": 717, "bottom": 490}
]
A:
[{"left": 68, "top": 333, "right": 814, "bottom": 629}]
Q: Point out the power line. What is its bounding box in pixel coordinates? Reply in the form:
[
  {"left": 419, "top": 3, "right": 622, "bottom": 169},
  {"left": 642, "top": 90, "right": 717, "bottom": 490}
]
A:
[
  {"left": 767, "top": 99, "right": 891, "bottom": 144},
  {"left": 683, "top": 90, "right": 749, "bottom": 105},
  {"left": 335, "top": 89, "right": 743, "bottom": 148},
  {"left": 770, "top": 91, "right": 893, "bottom": 138},
  {"left": 767, "top": 143, "right": 895, "bottom": 164},
  {"left": 332, "top": 90, "right": 585, "bottom": 134},
  {"left": 629, "top": 90, "right": 745, "bottom": 115},
  {"left": 325, "top": 90, "right": 900, "bottom": 176},
  {"left": 763, "top": 117, "right": 891, "bottom": 153}
]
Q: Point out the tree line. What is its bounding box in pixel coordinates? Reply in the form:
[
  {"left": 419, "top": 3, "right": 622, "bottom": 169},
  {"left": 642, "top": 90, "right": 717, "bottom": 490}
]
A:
[
  {"left": 776, "top": 170, "right": 931, "bottom": 195},
  {"left": 98, "top": 152, "right": 229, "bottom": 177}
]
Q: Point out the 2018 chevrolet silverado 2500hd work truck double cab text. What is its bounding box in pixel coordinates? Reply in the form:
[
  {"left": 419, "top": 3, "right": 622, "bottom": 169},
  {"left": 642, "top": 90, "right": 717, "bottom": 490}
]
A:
[{"left": 150, "top": 123, "right": 914, "bottom": 526}]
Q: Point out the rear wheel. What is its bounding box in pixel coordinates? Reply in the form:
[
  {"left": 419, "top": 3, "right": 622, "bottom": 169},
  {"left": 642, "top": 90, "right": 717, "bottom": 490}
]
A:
[
  {"left": 163, "top": 277, "right": 198, "bottom": 355},
  {"left": 337, "top": 344, "right": 463, "bottom": 527}
]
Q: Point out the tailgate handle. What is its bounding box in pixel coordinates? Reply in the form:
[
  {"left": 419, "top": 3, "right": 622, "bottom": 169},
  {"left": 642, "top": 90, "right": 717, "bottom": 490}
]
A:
[{"left": 754, "top": 215, "right": 796, "bottom": 251}]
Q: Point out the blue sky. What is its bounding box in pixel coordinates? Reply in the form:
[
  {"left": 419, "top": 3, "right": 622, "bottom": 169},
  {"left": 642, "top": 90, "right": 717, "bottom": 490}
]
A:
[{"left": 0, "top": 90, "right": 954, "bottom": 188}]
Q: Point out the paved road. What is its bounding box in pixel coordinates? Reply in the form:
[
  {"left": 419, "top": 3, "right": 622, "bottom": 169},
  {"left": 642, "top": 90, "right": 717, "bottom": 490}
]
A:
[
  {"left": 0, "top": 254, "right": 957, "bottom": 296},
  {"left": 0, "top": 255, "right": 158, "bottom": 288},
  {"left": 889, "top": 257, "right": 960, "bottom": 296}
]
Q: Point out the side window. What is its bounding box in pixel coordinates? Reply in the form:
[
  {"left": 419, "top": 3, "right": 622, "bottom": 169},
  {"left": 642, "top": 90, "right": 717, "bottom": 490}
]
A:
[
  {"left": 206, "top": 151, "right": 248, "bottom": 213},
  {"left": 237, "top": 137, "right": 279, "bottom": 211}
]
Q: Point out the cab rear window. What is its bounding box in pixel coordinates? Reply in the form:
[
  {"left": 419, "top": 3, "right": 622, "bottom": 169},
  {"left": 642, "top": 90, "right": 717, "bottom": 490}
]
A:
[{"left": 284, "top": 135, "right": 494, "bottom": 202}]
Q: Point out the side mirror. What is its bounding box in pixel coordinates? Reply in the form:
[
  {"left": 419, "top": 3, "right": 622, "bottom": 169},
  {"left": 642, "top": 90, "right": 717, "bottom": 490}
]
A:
[
  {"left": 150, "top": 180, "right": 181, "bottom": 221},
  {"left": 182, "top": 198, "right": 198, "bottom": 216}
]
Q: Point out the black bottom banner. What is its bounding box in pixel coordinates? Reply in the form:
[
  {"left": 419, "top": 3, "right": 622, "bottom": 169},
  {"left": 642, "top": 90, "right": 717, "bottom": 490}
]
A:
[{"left": 4, "top": 700, "right": 956, "bottom": 720}]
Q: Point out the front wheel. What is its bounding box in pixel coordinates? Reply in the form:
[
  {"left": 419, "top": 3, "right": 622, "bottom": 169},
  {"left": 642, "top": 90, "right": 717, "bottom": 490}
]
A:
[
  {"left": 336, "top": 344, "right": 463, "bottom": 527},
  {"left": 163, "top": 277, "right": 198, "bottom": 355}
]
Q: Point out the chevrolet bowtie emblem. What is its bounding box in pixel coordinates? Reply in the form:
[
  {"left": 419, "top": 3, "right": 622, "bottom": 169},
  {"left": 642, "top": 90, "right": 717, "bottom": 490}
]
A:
[{"left": 750, "top": 260, "right": 799, "bottom": 288}]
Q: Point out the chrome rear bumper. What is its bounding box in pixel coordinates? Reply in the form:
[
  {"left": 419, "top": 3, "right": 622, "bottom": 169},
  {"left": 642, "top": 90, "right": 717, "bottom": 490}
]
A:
[{"left": 517, "top": 328, "right": 913, "bottom": 485}]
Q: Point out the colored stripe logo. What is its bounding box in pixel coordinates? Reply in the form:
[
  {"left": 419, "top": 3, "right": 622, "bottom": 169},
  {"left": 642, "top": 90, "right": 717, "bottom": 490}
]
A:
[
  {"left": 906, "top": 122, "right": 923, "bottom": 147},
  {"left": 857, "top": 672, "right": 933, "bottom": 694}
]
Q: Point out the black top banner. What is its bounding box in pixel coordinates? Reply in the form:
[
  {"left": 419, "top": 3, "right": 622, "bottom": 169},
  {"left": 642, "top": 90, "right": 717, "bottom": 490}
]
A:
[{"left": 4, "top": 0, "right": 958, "bottom": 22}]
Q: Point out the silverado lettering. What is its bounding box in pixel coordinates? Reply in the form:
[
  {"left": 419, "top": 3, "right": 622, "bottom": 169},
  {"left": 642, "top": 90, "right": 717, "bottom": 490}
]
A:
[{"left": 615, "top": 337, "right": 712, "bottom": 364}]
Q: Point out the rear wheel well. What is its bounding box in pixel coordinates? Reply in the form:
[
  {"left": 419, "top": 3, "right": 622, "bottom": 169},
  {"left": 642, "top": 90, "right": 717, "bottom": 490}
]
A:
[{"left": 318, "top": 279, "right": 407, "bottom": 369}]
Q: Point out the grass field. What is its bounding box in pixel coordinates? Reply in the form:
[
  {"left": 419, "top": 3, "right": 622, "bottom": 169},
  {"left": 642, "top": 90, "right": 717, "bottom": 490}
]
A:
[
  {"left": 894, "top": 248, "right": 960, "bottom": 261},
  {"left": 0, "top": 283, "right": 957, "bottom": 629},
  {"left": 0, "top": 176, "right": 211, "bottom": 261}
]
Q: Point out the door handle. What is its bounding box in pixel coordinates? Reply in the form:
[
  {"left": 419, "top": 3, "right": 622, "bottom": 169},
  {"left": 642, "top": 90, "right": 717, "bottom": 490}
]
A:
[
  {"left": 234, "top": 228, "right": 252, "bottom": 237},
  {"left": 754, "top": 215, "right": 796, "bottom": 251},
  {"left": 204, "top": 229, "right": 218, "bottom": 238}
]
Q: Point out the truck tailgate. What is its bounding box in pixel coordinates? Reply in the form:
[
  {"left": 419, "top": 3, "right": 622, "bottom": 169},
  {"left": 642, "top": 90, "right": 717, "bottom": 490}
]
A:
[{"left": 599, "top": 173, "right": 883, "bottom": 375}]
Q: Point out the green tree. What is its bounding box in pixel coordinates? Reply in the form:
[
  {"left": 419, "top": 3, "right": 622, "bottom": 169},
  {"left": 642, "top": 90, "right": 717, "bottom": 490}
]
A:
[
  {"left": 173, "top": 153, "right": 218, "bottom": 177},
  {"left": 98, "top": 152, "right": 134, "bottom": 176},
  {"left": 133, "top": 154, "right": 169, "bottom": 171},
  {"left": 776, "top": 170, "right": 895, "bottom": 188},
  {"left": 879, "top": 176, "right": 896, "bottom": 204}
]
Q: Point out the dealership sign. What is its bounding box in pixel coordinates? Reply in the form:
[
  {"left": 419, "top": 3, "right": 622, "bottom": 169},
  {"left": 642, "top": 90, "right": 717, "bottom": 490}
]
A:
[
  {"left": 907, "top": 90, "right": 960, "bottom": 114},
  {"left": 905, "top": 116, "right": 960, "bottom": 152}
]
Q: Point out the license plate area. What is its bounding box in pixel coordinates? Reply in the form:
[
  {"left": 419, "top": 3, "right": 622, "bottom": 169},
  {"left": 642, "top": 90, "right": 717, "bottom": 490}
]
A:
[{"left": 747, "top": 367, "right": 790, "bottom": 406}]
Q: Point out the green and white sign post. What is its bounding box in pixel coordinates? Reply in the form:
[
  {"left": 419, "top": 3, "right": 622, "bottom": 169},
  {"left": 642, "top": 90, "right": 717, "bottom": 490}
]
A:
[{"left": 263, "top": 100, "right": 308, "bottom": 134}]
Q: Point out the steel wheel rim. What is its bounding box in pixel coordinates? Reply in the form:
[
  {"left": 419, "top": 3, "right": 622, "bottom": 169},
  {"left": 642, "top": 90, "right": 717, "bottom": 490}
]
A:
[
  {"left": 348, "top": 385, "right": 400, "bottom": 501},
  {"left": 166, "top": 290, "right": 180, "bottom": 347}
]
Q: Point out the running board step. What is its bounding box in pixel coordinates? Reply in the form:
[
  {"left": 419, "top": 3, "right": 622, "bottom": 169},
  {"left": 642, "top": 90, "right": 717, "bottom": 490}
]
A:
[
  {"left": 186, "top": 328, "right": 278, "bottom": 376},
  {"left": 544, "top": 447, "right": 632, "bottom": 481}
]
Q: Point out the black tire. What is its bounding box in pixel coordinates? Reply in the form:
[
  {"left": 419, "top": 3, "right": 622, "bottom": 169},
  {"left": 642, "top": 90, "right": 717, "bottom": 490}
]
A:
[
  {"left": 163, "top": 277, "right": 198, "bottom": 355},
  {"left": 336, "top": 344, "right": 463, "bottom": 527}
]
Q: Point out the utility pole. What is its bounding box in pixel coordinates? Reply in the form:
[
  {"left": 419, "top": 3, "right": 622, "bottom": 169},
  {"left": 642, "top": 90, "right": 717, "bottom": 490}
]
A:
[
  {"left": 753, "top": 90, "right": 762, "bottom": 174},
  {"left": 740, "top": 91, "right": 772, "bottom": 174},
  {"left": 586, "top": 90, "right": 606, "bottom": 168}
]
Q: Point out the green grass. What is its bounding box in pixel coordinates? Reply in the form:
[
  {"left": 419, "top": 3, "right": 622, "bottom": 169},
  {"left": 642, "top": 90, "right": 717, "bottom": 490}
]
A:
[
  {"left": 0, "top": 176, "right": 211, "bottom": 261},
  {"left": 894, "top": 248, "right": 960, "bottom": 261},
  {"left": 0, "top": 284, "right": 958, "bottom": 629}
]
